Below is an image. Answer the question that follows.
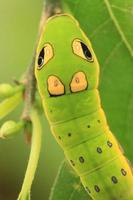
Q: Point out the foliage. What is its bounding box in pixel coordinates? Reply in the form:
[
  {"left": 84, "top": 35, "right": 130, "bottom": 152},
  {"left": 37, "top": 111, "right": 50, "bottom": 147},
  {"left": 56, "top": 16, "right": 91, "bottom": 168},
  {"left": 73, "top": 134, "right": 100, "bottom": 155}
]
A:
[
  {"left": 0, "top": 0, "right": 133, "bottom": 200},
  {"left": 50, "top": 0, "right": 133, "bottom": 199}
]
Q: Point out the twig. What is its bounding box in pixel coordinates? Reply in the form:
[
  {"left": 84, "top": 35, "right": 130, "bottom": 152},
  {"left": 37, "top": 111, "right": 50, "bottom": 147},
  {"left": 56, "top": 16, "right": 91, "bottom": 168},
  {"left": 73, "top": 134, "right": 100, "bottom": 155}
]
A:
[{"left": 22, "top": 0, "right": 62, "bottom": 120}]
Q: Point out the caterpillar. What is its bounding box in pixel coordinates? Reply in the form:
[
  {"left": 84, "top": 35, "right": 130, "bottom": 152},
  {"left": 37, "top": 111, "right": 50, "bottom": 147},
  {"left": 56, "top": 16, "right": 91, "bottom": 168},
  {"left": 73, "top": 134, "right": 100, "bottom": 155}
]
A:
[{"left": 35, "top": 14, "right": 133, "bottom": 200}]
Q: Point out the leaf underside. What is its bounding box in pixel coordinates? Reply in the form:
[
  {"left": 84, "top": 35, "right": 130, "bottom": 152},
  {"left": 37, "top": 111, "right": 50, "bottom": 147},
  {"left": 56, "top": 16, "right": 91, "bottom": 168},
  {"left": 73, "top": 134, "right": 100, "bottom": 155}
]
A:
[{"left": 49, "top": 160, "right": 92, "bottom": 200}]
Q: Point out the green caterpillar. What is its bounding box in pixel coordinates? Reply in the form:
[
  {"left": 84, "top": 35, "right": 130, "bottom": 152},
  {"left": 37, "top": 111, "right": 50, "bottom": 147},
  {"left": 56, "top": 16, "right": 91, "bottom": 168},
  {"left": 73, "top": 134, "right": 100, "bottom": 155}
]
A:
[{"left": 35, "top": 14, "right": 133, "bottom": 200}]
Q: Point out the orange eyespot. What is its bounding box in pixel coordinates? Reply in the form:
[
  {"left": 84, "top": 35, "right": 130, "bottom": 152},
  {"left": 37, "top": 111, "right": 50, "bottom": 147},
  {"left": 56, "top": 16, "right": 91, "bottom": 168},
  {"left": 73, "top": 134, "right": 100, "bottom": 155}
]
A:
[
  {"left": 70, "top": 71, "right": 88, "bottom": 93},
  {"left": 37, "top": 43, "right": 54, "bottom": 69},
  {"left": 47, "top": 76, "right": 65, "bottom": 96},
  {"left": 72, "top": 39, "right": 94, "bottom": 62}
]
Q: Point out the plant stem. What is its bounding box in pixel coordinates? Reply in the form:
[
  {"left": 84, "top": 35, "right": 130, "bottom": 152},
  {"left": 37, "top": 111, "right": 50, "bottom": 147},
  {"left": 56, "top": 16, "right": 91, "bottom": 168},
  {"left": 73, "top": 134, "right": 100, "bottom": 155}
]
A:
[
  {"left": 17, "top": 107, "right": 42, "bottom": 200},
  {"left": 22, "top": 0, "right": 62, "bottom": 120}
]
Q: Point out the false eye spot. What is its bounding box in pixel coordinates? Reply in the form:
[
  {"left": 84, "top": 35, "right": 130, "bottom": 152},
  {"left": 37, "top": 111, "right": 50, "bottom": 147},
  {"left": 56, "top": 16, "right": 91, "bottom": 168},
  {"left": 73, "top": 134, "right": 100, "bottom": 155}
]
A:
[
  {"left": 37, "top": 43, "right": 54, "bottom": 69},
  {"left": 80, "top": 42, "right": 93, "bottom": 61},
  {"left": 38, "top": 48, "right": 44, "bottom": 68},
  {"left": 72, "top": 39, "right": 94, "bottom": 62},
  {"left": 70, "top": 71, "right": 88, "bottom": 93},
  {"left": 47, "top": 75, "right": 65, "bottom": 97}
]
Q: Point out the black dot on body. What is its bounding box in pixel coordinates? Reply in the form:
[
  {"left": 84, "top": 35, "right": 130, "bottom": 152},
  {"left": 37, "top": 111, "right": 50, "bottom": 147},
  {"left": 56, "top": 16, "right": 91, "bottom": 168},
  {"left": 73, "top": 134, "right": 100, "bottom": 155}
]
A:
[
  {"left": 121, "top": 168, "right": 127, "bottom": 176},
  {"left": 87, "top": 125, "right": 91, "bottom": 128},
  {"left": 58, "top": 136, "right": 61, "bottom": 140},
  {"left": 111, "top": 176, "right": 118, "bottom": 184},
  {"left": 85, "top": 187, "right": 91, "bottom": 193},
  {"left": 68, "top": 133, "right": 72, "bottom": 137},
  {"left": 94, "top": 185, "right": 100, "bottom": 192},
  {"left": 107, "top": 141, "right": 113, "bottom": 148},
  {"left": 97, "top": 120, "right": 101, "bottom": 123},
  {"left": 79, "top": 156, "right": 85, "bottom": 163},
  {"left": 97, "top": 147, "right": 102, "bottom": 154},
  {"left": 70, "top": 160, "right": 75, "bottom": 166}
]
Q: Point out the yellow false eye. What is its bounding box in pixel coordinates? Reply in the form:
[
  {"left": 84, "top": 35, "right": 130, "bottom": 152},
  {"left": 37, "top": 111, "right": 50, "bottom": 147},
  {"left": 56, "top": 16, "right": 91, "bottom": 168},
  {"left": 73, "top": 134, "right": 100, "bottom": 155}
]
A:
[
  {"left": 48, "top": 76, "right": 65, "bottom": 96},
  {"left": 37, "top": 43, "right": 54, "bottom": 69},
  {"left": 70, "top": 71, "right": 88, "bottom": 93},
  {"left": 72, "top": 39, "right": 94, "bottom": 62}
]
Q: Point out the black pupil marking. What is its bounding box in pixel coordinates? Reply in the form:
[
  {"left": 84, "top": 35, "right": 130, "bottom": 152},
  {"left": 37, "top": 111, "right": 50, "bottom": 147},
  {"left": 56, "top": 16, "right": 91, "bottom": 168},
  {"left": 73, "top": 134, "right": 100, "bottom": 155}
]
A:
[
  {"left": 79, "top": 156, "right": 85, "bottom": 163},
  {"left": 70, "top": 160, "right": 75, "bottom": 166},
  {"left": 38, "top": 48, "right": 44, "bottom": 68},
  {"left": 97, "top": 120, "right": 101, "bottom": 123},
  {"left": 97, "top": 147, "right": 102, "bottom": 154},
  {"left": 107, "top": 141, "right": 113, "bottom": 148},
  {"left": 121, "top": 168, "right": 127, "bottom": 176},
  {"left": 94, "top": 185, "right": 100, "bottom": 192},
  {"left": 68, "top": 133, "right": 72, "bottom": 137},
  {"left": 111, "top": 176, "right": 118, "bottom": 184},
  {"left": 80, "top": 42, "right": 93, "bottom": 61},
  {"left": 87, "top": 125, "right": 91, "bottom": 128}
]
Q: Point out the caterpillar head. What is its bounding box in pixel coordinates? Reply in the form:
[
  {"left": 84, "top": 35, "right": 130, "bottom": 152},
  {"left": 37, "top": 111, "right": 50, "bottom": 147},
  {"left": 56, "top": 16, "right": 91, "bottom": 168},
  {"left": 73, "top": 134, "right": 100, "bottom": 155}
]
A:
[{"left": 35, "top": 14, "right": 100, "bottom": 99}]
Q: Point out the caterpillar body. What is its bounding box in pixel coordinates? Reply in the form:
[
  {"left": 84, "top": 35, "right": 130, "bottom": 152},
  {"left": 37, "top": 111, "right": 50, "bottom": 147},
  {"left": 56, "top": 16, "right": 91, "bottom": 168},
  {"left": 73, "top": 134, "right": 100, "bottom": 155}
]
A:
[{"left": 35, "top": 14, "right": 133, "bottom": 200}]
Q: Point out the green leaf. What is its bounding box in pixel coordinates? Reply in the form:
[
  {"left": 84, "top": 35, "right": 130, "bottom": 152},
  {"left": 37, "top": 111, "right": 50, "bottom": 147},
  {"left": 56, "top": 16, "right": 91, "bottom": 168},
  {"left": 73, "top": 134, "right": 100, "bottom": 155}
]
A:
[
  {"left": 50, "top": 0, "right": 133, "bottom": 199},
  {"left": 49, "top": 160, "right": 92, "bottom": 200},
  {"left": 0, "top": 92, "right": 23, "bottom": 120}
]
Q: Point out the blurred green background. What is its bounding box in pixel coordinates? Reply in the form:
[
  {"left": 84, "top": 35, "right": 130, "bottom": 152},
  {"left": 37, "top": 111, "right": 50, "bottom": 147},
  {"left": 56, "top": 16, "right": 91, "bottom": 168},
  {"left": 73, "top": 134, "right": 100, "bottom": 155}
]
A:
[
  {"left": 1, "top": 0, "right": 133, "bottom": 200},
  {"left": 0, "top": 1, "right": 64, "bottom": 200}
]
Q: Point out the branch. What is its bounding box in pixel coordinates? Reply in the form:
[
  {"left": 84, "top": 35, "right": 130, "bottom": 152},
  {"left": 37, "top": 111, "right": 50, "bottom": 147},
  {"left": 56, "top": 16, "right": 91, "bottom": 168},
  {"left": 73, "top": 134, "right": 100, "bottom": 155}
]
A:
[{"left": 22, "top": 0, "right": 62, "bottom": 120}]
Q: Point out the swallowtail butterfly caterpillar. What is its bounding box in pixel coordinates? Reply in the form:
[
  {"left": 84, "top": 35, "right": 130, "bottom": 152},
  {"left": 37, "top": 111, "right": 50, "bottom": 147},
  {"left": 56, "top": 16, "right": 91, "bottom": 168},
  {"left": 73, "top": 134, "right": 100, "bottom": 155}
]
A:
[{"left": 35, "top": 14, "right": 133, "bottom": 200}]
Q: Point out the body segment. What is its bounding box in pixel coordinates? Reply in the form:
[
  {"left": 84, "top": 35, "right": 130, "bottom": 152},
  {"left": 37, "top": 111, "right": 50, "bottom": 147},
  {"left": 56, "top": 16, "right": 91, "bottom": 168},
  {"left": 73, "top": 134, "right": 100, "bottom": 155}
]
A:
[{"left": 35, "top": 14, "right": 133, "bottom": 199}]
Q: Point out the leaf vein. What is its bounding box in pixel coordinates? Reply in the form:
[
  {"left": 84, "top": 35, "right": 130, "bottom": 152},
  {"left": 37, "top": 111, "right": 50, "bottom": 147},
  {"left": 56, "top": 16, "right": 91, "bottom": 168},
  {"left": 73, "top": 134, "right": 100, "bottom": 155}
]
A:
[
  {"left": 101, "top": 40, "right": 122, "bottom": 77},
  {"left": 104, "top": 0, "right": 133, "bottom": 57},
  {"left": 90, "top": 18, "right": 111, "bottom": 39},
  {"left": 111, "top": 5, "right": 133, "bottom": 14}
]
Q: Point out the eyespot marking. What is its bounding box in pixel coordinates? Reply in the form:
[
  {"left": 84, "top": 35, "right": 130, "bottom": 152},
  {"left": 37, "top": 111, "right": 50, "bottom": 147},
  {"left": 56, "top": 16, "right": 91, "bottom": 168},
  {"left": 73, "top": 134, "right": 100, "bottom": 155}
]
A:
[
  {"left": 37, "top": 43, "right": 54, "bottom": 69},
  {"left": 68, "top": 133, "right": 72, "bottom": 137},
  {"left": 47, "top": 75, "right": 65, "bottom": 96},
  {"left": 72, "top": 39, "right": 94, "bottom": 62},
  {"left": 70, "top": 71, "right": 88, "bottom": 93}
]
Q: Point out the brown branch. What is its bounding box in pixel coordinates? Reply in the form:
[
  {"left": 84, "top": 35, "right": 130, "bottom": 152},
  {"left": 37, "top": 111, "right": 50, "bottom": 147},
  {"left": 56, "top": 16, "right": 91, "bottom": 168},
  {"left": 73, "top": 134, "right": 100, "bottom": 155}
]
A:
[{"left": 22, "top": 0, "right": 62, "bottom": 120}]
